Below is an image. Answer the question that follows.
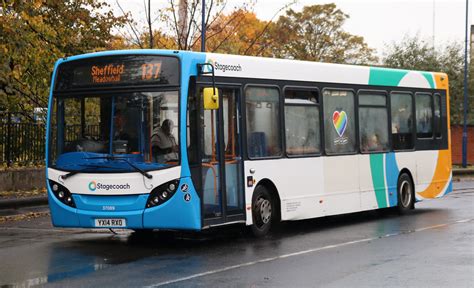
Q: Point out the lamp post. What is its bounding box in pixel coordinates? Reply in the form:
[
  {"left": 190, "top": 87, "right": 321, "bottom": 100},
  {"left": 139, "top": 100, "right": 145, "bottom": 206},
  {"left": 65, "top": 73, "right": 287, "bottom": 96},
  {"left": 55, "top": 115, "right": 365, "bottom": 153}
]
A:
[{"left": 462, "top": 0, "right": 469, "bottom": 167}]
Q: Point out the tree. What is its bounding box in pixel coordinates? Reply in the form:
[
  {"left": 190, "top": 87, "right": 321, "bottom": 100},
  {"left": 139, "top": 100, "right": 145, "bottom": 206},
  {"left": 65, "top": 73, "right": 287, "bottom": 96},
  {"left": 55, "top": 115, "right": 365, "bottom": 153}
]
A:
[
  {"left": 269, "top": 4, "right": 377, "bottom": 64},
  {"left": 205, "top": 9, "right": 273, "bottom": 56},
  {"left": 0, "top": 0, "right": 127, "bottom": 115},
  {"left": 383, "top": 35, "right": 473, "bottom": 125},
  {"left": 115, "top": 0, "right": 284, "bottom": 54}
]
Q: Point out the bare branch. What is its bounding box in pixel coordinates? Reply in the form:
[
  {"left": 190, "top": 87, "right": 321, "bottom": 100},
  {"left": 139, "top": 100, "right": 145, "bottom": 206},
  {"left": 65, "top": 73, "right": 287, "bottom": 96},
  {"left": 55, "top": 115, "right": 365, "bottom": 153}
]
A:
[
  {"left": 243, "top": 0, "right": 296, "bottom": 55},
  {"left": 116, "top": 0, "right": 144, "bottom": 48}
]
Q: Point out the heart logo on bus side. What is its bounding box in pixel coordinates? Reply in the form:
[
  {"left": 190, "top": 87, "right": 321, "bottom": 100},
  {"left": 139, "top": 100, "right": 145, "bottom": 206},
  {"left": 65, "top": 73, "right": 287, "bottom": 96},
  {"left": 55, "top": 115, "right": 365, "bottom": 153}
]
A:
[{"left": 332, "top": 110, "right": 348, "bottom": 137}]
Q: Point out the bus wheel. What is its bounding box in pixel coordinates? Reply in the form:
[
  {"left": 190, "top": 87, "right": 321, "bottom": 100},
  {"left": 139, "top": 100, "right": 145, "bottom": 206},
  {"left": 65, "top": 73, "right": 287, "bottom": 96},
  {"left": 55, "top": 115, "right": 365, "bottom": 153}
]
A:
[
  {"left": 397, "top": 173, "right": 414, "bottom": 214},
  {"left": 251, "top": 185, "right": 275, "bottom": 237}
]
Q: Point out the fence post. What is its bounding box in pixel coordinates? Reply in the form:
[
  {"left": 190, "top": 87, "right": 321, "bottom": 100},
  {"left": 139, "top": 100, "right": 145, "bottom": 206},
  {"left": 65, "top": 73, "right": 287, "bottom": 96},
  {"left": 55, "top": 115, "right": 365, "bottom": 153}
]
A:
[{"left": 6, "top": 112, "right": 12, "bottom": 167}]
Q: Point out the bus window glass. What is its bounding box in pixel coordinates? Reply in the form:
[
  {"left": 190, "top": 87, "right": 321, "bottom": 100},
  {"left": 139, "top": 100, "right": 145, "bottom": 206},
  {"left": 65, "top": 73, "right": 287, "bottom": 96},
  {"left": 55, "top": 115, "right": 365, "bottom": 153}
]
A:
[
  {"left": 359, "top": 93, "right": 386, "bottom": 106},
  {"left": 434, "top": 93, "right": 442, "bottom": 138},
  {"left": 323, "top": 89, "right": 356, "bottom": 154},
  {"left": 391, "top": 92, "right": 414, "bottom": 150},
  {"left": 284, "top": 89, "right": 318, "bottom": 103},
  {"left": 285, "top": 106, "right": 320, "bottom": 155},
  {"left": 50, "top": 91, "right": 179, "bottom": 170},
  {"left": 245, "top": 86, "right": 281, "bottom": 158},
  {"left": 415, "top": 93, "right": 433, "bottom": 138},
  {"left": 358, "top": 92, "right": 389, "bottom": 153},
  {"left": 284, "top": 88, "right": 320, "bottom": 156}
]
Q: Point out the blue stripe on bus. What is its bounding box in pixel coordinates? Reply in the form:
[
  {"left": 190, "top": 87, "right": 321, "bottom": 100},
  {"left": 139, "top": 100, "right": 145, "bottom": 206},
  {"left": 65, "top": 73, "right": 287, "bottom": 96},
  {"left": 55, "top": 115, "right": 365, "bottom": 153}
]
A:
[{"left": 385, "top": 153, "right": 400, "bottom": 207}]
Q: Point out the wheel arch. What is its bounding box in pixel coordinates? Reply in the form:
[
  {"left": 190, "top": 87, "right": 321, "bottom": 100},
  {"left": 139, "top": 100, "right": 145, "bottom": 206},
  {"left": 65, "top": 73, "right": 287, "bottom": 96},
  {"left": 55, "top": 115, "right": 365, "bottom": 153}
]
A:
[{"left": 255, "top": 178, "right": 281, "bottom": 221}]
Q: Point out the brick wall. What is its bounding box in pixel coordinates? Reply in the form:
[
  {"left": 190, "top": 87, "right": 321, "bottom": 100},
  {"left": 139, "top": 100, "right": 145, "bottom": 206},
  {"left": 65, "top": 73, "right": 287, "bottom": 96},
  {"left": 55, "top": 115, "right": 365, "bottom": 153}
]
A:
[{"left": 451, "top": 125, "right": 474, "bottom": 165}]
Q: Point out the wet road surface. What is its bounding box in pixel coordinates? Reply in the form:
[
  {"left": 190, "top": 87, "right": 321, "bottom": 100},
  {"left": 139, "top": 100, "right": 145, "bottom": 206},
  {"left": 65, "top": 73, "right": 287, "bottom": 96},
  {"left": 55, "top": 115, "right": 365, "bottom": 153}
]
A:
[{"left": 1, "top": 181, "right": 473, "bottom": 287}]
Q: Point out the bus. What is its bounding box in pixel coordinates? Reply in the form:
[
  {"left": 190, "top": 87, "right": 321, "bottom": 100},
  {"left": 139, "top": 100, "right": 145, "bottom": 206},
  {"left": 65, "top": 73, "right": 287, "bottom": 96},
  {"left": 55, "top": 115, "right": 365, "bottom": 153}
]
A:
[{"left": 46, "top": 50, "right": 452, "bottom": 236}]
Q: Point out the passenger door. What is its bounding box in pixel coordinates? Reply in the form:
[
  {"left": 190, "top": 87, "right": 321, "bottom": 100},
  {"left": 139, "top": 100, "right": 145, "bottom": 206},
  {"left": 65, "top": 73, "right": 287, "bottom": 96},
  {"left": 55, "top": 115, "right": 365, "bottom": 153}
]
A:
[{"left": 201, "top": 87, "right": 245, "bottom": 225}]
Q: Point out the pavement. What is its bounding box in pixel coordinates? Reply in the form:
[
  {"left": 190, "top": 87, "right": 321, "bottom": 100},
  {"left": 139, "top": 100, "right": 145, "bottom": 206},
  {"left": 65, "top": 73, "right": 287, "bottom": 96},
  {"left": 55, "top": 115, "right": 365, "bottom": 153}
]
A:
[{"left": 0, "top": 180, "right": 473, "bottom": 287}]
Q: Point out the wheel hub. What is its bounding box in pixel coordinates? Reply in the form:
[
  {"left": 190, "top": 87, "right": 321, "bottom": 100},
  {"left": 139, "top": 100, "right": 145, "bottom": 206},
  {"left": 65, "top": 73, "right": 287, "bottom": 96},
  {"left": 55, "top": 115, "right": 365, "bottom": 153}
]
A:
[
  {"left": 259, "top": 198, "right": 272, "bottom": 224},
  {"left": 400, "top": 180, "right": 412, "bottom": 208}
]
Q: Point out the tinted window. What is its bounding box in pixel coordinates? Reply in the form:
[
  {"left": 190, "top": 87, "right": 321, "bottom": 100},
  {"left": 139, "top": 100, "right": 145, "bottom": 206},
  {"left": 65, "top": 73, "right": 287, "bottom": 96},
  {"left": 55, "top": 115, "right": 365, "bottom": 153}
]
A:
[
  {"left": 285, "top": 88, "right": 320, "bottom": 156},
  {"left": 323, "top": 89, "right": 356, "bottom": 154},
  {"left": 358, "top": 91, "right": 389, "bottom": 153},
  {"left": 391, "top": 92, "right": 414, "bottom": 150},
  {"left": 246, "top": 86, "right": 282, "bottom": 158},
  {"left": 416, "top": 93, "right": 433, "bottom": 138},
  {"left": 434, "top": 93, "right": 442, "bottom": 138}
]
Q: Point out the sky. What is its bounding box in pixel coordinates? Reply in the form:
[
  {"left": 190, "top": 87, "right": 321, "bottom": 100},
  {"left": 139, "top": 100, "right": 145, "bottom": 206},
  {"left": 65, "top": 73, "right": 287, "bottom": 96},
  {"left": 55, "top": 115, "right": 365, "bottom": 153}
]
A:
[{"left": 109, "top": 0, "right": 473, "bottom": 57}]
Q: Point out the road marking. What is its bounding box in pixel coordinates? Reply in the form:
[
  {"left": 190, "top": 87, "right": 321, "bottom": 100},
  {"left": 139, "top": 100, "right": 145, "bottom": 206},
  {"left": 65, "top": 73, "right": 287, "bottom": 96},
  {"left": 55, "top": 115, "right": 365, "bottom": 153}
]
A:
[{"left": 145, "top": 218, "right": 473, "bottom": 287}]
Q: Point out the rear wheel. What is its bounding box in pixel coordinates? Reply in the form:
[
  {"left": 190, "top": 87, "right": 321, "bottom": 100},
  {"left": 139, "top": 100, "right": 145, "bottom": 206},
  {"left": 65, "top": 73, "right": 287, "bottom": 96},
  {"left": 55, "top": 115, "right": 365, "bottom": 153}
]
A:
[
  {"left": 251, "top": 186, "right": 277, "bottom": 237},
  {"left": 397, "top": 173, "right": 414, "bottom": 214}
]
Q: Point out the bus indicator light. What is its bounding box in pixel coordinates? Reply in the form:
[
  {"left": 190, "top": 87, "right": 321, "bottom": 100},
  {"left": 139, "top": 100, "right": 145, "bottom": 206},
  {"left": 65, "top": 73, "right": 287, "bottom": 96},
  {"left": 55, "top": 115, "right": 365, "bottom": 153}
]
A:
[{"left": 247, "top": 176, "right": 254, "bottom": 187}]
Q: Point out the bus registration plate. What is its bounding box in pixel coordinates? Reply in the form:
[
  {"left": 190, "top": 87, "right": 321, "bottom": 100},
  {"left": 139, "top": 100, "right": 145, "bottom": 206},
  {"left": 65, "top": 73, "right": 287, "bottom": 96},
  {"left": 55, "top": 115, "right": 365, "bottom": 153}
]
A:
[{"left": 94, "top": 218, "right": 126, "bottom": 228}]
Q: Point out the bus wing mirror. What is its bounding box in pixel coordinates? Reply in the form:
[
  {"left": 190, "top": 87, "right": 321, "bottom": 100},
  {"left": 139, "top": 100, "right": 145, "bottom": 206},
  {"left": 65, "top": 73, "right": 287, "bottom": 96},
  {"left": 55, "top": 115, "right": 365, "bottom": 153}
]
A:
[{"left": 203, "top": 87, "right": 219, "bottom": 110}]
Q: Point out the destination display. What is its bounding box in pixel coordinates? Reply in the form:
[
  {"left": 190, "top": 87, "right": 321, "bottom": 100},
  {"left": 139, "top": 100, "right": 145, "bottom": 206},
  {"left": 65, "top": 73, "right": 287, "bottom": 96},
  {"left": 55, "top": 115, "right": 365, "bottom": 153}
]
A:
[{"left": 55, "top": 55, "right": 179, "bottom": 90}]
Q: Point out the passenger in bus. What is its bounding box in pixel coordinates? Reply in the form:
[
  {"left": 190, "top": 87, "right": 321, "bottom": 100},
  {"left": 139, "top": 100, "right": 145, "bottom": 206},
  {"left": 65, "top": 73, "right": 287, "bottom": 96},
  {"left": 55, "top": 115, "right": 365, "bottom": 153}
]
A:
[
  {"left": 362, "top": 133, "right": 383, "bottom": 152},
  {"left": 152, "top": 119, "right": 178, "bottom": 162},
  {"left": 392, "top": 105, "right": 412, "bottom": 134}
]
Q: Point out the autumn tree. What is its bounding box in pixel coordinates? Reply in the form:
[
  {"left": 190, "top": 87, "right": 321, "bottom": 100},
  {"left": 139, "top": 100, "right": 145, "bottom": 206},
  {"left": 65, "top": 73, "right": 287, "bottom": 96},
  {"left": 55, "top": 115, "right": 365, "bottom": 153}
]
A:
[
  {"left": 203, "top": 9, "right": 274, "bottom": 56},
  {"left": 116, "top": 0, "right": 285, "bottom": 54},
  {"left": 269, "top": 4, "right": 376, "bottom": 64},
  {"left": 0, "top": 0, "right": 127, "bottom": 114},
  {"left": 383, "top": 35, "right": 473, "bottom": 125}
]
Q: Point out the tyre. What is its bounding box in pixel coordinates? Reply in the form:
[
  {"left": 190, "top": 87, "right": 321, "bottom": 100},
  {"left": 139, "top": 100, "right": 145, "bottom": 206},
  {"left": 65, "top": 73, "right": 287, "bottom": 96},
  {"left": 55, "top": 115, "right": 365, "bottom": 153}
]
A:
[
  {"left": 397, "top": 173, "right": 414, "bottom": 214},
  {"left": 251, "top": 185, "right": 277, "bottom": 237}
]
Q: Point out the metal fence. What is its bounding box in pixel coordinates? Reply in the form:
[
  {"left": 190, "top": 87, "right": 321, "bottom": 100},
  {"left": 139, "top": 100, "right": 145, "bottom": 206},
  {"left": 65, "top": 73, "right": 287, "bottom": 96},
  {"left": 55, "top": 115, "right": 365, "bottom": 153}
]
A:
[{"left": 0, "top": 113, "right": 46, "bottom": 167}]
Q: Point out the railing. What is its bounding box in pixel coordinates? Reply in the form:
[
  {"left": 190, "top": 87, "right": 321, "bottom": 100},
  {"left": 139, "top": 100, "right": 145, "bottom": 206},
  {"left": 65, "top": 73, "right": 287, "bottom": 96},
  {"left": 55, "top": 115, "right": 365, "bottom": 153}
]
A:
[{"left": 1, "top": 113, "right": 46, "bottom": 167}]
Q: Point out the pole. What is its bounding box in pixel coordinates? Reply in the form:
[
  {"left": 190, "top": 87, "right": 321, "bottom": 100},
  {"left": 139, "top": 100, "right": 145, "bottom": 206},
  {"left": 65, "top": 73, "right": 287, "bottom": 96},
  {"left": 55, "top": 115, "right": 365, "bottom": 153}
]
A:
[
  {"left": 148, "top": 0, "right": 153, "bottom": 48},
  {"left": 201, "top": 0, "right": 206, "bottom": 52},
  {"left": 462, "top": 0, "right": 469, "bottom": 167},
  {"left": 6, "top": 112, "right": 12, "bottom": 167}
]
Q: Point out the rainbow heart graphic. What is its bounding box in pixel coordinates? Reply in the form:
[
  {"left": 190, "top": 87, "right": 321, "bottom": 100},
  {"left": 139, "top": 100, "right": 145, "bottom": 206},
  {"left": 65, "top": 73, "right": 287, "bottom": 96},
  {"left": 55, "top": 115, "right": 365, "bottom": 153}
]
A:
[{"left": 332, "top": 110, "right": 348, "bottom": 137}]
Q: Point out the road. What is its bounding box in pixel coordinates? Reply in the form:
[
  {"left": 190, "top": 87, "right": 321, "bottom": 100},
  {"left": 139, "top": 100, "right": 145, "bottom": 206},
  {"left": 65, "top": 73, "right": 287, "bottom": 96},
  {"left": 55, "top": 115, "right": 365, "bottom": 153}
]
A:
[{"left": 0, "top": 181, "right": 473, "bottom": 287}]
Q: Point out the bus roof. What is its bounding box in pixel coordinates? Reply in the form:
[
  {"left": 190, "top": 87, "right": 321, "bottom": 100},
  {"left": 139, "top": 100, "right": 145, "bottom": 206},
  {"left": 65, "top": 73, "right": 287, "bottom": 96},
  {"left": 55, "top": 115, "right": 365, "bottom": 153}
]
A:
[{"left": 56, "top": 49, "right": 448, "bottom": 90}]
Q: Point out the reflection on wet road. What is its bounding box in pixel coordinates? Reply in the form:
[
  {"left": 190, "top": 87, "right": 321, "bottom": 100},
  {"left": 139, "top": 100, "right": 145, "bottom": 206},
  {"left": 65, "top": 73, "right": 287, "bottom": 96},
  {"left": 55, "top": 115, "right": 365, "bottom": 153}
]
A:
[{"left": 1, "top": 182, "right": 473, "bottom": 287}]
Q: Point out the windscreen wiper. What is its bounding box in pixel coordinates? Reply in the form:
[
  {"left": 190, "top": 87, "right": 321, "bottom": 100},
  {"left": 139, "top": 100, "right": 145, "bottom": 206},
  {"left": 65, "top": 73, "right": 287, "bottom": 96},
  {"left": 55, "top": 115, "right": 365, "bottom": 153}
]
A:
[
  {"left": 84, "top": 155, "right": 153, "bottom": 179},
  {"left": 61, "top": 164, "right": 122, "bottom": 180}
]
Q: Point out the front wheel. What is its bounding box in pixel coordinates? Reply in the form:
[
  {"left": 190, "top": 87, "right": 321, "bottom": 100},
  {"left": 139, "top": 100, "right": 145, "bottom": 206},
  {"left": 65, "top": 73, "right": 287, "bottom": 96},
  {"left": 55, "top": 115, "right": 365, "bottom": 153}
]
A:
[
  {"left": 397, "top": 173, "right": 414, "bottom": 214},
  {"left": 251, "top": 186, "right": 277, "bottom": 237}
]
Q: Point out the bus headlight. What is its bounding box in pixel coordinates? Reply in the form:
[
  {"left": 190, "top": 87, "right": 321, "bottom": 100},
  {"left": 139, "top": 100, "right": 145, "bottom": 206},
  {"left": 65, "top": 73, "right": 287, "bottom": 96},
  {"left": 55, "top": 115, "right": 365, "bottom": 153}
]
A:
[
  {"left": 49, "top": 180, "right": 76, "bottom": 208},
  {"left": 146, "top": 179, "right": 179, "bottom": 208}
]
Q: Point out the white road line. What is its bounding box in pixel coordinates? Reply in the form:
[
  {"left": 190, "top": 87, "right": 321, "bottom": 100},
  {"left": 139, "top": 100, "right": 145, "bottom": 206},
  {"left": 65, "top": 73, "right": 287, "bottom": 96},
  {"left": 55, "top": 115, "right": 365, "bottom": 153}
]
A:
[{"left": 144, "top": 218, "right": 473, "bottom": 288}]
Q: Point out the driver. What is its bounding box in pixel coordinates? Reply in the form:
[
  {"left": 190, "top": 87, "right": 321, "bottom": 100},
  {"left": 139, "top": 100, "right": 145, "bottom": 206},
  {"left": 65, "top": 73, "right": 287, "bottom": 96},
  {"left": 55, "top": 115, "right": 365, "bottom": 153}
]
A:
[{"left": 152, "top": 119, "right": 178, "bottom": 162}]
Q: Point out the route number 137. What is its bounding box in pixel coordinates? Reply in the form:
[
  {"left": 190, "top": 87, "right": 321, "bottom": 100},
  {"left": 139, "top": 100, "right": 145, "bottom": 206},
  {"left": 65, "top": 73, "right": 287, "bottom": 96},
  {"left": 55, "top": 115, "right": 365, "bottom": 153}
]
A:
[{"left": 141, "top": 62, "right": 162, "bottom": 80}]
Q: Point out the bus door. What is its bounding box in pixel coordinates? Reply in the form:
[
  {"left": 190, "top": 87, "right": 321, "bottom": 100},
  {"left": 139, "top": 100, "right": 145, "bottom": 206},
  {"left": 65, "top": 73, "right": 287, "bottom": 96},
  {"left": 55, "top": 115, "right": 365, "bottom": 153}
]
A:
[{"left": 201, "top": 87, "right": 245, "bottom": 225}]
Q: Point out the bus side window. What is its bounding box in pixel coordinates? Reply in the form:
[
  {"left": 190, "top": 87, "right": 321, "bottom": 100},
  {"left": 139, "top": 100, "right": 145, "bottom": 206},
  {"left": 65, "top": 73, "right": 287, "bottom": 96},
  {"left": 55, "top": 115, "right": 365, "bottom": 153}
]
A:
[
  {"left": 323, "top": 89, "right": 356, "bottom": 155},
  {"left": 358, "top": 91, "right": 389, "bottom": 153},
  {"left": 390, "top": 92, "right": 414, "bottom": 150},
  {"left": 245, "top": 86, "right": 282, "bottom": 158},
  {"left": 284, "top": 88, "right": 320, "bottom": 156},
  {"left": 434, "top": 93, "right": 442, "bottom": 138},
  {"left": 415, "top": 93, "right": 433, "bottom": 139}
]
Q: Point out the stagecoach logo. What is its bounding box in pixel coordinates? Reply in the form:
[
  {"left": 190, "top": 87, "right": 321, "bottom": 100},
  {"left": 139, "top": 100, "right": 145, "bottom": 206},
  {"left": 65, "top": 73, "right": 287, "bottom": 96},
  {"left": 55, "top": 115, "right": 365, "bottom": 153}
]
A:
[
  {"left": 88, "top": 181, "right": 97, "bottom": 191},
  {"left": 205, "top": 59, "right": 242, "bottom": 73},
  {"left": 88, "top": 181, "right": 130, "bottom": 192},
  {"left": 333, "top": 110, "right": 349, "bottom": 145}
]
